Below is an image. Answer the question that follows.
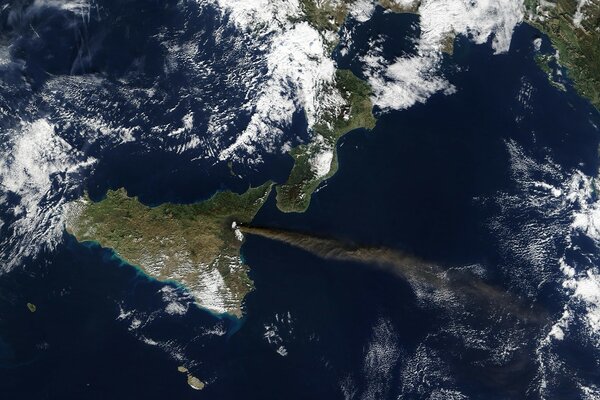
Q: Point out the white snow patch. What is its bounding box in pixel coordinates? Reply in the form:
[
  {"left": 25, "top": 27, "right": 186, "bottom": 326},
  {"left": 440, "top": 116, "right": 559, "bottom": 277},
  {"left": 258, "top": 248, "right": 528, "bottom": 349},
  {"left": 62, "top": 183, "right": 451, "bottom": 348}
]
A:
[
  {"left": 350, "top": 0, "right": 377, "bottom": 22},
  {"left": 232, "top": 221, "right": 244, "bottom": 241},
  {"left": 573, "top": 0, "right": 590, "bottom": 27},
  {"left": 234, "top": 229, "right": 244, "bottom": 241}
]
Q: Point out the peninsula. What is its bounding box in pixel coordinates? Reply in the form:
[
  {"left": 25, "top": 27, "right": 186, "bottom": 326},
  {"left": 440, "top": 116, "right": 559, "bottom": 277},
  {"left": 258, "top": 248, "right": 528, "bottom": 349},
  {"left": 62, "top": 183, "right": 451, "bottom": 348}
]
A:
[
  {"left": 276, "top": 0, "right": 378, "bottom": 213},
  {"left": 526, "top": 0, "right": 600, "bottom": 109},
  {"left": 276, "top": 69, "right": 376, "bottom": 213}
]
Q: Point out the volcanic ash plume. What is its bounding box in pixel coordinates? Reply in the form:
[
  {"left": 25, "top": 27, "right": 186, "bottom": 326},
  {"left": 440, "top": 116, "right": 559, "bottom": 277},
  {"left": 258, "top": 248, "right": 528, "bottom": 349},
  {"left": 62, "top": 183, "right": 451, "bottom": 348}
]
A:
[{"left": 238, "top": 225, "right": 546, "bottom": 324}]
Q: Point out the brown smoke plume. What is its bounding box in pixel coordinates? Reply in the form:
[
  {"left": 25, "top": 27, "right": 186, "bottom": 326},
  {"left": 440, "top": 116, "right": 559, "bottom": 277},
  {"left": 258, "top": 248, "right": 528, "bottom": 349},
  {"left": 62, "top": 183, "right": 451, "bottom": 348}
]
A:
[{"left": 238, "top": 225, "right": 547, "bottom": 324}]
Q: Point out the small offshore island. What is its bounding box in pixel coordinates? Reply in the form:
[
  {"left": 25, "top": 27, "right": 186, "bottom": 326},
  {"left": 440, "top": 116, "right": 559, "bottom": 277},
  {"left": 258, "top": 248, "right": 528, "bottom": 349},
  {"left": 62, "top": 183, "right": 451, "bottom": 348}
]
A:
[
  {"left": 66, "top": 183, "right": 273, "bottom": 317},
  {"left": 177, "top": 366, "right": 205, "bottom": 390}
]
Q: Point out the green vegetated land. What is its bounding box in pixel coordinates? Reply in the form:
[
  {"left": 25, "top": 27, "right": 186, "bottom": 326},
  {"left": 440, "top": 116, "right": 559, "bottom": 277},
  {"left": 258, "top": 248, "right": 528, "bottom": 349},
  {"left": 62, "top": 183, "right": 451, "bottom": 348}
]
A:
[
  {"left": 65, "top": 1, "right": 385, "bottom": 317},
  {"left": 64, "top": 1, "right": 600, "bottom": 320},
  {"left": 526, "top": 0, "right": 600, "bottom": 109},
  {"left": 66, "top": 182, "right": 273, "bottom": 317},
  {"left": 276, "top": 69, "right": 376, "bottom": 213},
  {"left": 276, "top": 0, "right": 424, "bottom": 214},
  {"left": 299, "top": 0, "right": 419, "bottom": 36},
  {"left": 299, "top": 0, "right": 353, "bottom": 35}
]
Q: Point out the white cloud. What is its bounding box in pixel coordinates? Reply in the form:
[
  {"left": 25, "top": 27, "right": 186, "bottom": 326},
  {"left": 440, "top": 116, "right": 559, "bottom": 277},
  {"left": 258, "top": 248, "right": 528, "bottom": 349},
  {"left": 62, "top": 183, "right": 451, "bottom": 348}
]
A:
[
  {"left": 418, "top": 0, "right": 523, "bottom": 54},
  {"left": 212, "top": 0, "right": 302, "bottom": 30},
  {"left": 364, "top": 50, "right": 456, "bottom": 111},
  {"left": 0, "top": 119, "right": 95, "bottom": 270},
  {"left": 363, "top": 0, "right": 524, "bottom": 111},
  {"left": 489, "top": 140, "right": 600, "bottom": 396},
  {"left": 573, "top": 0, "right": 590, "bottom": 27},
  {"left": 350, "top": 0, "right": 377, "bottom": 23},
  {"left": 31, "top": 0, "right": 92, "bottom": 14},
  {"left": 218, "top": 19, "right": 338, "bottom": 160}
]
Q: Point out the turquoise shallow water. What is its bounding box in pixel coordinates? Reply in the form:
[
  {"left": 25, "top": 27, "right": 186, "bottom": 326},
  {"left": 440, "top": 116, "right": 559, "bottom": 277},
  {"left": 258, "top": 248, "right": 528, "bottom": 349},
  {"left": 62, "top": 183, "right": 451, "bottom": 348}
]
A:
[{"left": 1, "top": 5, "right": 599, "bottom": 400}]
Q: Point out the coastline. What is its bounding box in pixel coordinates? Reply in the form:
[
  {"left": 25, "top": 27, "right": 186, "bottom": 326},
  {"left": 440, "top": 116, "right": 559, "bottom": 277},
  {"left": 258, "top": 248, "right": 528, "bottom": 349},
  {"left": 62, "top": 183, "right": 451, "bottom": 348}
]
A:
[{"left": 73, "top": 236, "right": 247, "bottom": 328}]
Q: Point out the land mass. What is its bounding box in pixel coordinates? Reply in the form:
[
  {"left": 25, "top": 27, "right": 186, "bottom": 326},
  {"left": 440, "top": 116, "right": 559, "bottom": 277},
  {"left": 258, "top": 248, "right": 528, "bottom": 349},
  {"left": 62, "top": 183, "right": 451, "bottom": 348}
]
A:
[
  {"left": 63, "top": 0, "right": 600, "bottom": 323},
  {"left": 526, "top": 0, "right": 600, "bottom": 109},
  {"left": 177, "top": 366, "right": 205, "bottom": 390},
  {"left": 275, "top": 0, "right": 379, "bottom": 213},
  {"left": 280, "top": 0, "right": 600, "bottom": 216},
  {"left": 65, "top": 2, "right": 382, "bottom": 317},
  {"left": 65, "top": 182, "right": 273, "bottom": 317},
  {"left": 276, "top": 69, "right": 376, "bottom": 212},
  {"left": 275, "top": 0, "right": 428, "bottom": 213}
]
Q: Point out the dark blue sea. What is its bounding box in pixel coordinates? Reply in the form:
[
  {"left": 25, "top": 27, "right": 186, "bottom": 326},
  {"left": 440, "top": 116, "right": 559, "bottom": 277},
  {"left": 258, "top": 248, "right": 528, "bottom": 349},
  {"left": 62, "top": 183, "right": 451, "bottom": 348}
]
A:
[{"left": 1, "top": 5, "right": 599, "bottom": 400}]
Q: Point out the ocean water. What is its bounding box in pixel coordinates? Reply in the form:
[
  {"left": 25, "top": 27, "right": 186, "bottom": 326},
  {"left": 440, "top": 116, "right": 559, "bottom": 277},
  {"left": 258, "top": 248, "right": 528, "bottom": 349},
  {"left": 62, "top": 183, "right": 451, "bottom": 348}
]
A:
[{"left": 1, "top": 8, "right": 600, "bottom": 400}]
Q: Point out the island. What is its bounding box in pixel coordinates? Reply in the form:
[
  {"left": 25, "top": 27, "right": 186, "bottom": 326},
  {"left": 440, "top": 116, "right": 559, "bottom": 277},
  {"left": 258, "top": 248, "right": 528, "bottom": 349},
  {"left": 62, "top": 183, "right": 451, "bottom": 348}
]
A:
[
  {"left": 63, "top": 0, "right": 600, "bottom": 322},
  {"left": 177, "top": 366, "right": 205, "bottom": 390},
  {"left": 63, "top": 1, "right": 382, "bottom": 318},
  {"left": 65, "top": 182, "right": 273, "bottom": 317}
]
